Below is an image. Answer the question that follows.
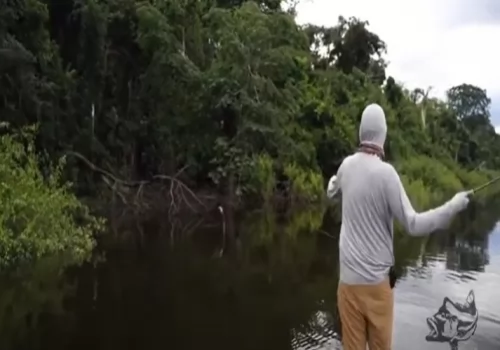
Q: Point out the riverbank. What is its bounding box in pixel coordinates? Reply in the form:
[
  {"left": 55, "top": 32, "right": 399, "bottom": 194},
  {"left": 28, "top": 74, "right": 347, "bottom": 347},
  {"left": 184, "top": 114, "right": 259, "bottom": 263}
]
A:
[
  {"left": 2, "top": 123, "right": 499, "bottom": 271},
  {"left": 0, "top": 128, "right": 104, "bottom": 271},
  {"left": 79, "top": 150, "right": 500, "bottom": 217}
]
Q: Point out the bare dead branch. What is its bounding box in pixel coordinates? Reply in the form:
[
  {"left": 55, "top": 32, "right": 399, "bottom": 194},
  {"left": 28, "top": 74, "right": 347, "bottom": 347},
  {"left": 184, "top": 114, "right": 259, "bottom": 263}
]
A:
[{"left": 67, "top": 151, "right": 206, "bottom": 212}]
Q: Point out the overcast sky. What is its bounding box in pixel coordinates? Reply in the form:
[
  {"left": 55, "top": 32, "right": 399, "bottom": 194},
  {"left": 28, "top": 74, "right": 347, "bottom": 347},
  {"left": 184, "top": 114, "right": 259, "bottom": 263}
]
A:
[{"left": 295, "top": 0, "right": 500, "bottom": 130}]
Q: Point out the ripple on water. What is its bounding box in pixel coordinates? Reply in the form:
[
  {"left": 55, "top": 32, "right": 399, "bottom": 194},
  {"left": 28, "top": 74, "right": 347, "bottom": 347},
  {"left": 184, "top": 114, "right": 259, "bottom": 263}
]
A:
[
  {"left": 445, "top": 270, "right": 479, "bottom": 283},
  {"left": 290, "top": 311, "right": 341, "bottom": 350},
  {"left": 423, "top": 253, "right": 447, "bottom": 262}
]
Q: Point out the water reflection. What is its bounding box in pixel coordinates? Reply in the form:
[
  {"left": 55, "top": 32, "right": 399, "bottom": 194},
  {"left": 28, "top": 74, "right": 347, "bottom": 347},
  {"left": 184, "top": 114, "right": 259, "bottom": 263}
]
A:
[
  {"left": 394, "top": 200, "right": 500, "bottom": 350},
  {"left": 0, "top": 200, "right": 499, "bottom": 350},
  {"left": 0, "top": 255, "right": 80, "bottom": 350}
]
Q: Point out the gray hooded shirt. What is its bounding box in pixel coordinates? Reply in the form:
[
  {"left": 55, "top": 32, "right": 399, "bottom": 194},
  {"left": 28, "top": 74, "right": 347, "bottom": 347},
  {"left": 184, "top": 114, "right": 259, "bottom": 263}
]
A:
[{"left": 328, "top": 103, "right": 469, "bottom": 285}]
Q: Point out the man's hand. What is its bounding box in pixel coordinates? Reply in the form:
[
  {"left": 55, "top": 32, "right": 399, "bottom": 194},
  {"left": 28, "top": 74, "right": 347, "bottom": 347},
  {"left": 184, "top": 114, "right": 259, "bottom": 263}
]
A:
[
  {"left": 449, "top": 190, "right": 473, "bottom": 213},
  {"left": 327, "top": 175, "right": 340, "bottom": 199}
]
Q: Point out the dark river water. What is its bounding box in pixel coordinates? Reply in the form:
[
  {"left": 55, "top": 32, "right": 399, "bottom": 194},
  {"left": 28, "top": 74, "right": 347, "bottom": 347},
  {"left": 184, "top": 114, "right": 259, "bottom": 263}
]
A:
[{"left": 1, "top": 201, "right": 499, "bottom": 350}]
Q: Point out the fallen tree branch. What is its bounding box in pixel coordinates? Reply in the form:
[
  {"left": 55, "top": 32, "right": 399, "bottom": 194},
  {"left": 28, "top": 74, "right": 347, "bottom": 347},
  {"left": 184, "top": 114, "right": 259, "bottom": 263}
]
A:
[{"left": 66, "top": 151, "right": 206, "bottom": 211}]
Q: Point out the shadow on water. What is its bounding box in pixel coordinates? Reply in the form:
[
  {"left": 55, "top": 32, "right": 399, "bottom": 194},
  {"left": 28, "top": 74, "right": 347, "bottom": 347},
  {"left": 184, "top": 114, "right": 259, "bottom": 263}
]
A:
[{"left": 1, "top": 199, "right": 500, "bottom": 350}]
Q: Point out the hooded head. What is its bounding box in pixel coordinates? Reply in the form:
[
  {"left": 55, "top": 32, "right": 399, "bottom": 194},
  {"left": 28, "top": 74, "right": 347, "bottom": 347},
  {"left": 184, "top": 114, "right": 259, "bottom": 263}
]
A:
[{"left": 359, "top": 103, "right": 387, "bottom": 150}]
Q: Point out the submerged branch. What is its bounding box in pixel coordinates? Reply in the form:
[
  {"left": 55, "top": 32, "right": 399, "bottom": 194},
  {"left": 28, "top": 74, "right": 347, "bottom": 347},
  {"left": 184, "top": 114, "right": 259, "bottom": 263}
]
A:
[{"left": 66, "top": 151, "right": 206, "bottom": 214}]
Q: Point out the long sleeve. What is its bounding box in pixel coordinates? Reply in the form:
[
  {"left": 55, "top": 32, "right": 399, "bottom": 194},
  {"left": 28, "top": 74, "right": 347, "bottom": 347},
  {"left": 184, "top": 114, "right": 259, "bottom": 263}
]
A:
[
  {"left": 385, "top": 166, "right": 456, "bottom": 236},
  {"left": 327, "top": 156, "right": 353, "bottom": 200}
]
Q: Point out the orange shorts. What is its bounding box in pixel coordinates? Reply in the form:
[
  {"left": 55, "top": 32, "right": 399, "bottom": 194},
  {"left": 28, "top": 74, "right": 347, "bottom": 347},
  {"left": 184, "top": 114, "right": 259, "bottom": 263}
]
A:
[{"left": 337, "top": 278, "right": 394, "bottom": 350}]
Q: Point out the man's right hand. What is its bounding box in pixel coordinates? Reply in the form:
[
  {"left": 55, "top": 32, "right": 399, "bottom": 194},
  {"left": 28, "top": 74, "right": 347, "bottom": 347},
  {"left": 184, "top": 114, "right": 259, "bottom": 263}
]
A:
[{"left": 449, "top": 190, "right": 473, "bottom": 213}]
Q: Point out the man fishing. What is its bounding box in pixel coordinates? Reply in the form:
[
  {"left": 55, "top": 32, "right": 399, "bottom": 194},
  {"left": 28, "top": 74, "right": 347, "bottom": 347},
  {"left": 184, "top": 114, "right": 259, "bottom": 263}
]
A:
[{"left": 327, "top": 103, "right": 472, "bottom": 350}]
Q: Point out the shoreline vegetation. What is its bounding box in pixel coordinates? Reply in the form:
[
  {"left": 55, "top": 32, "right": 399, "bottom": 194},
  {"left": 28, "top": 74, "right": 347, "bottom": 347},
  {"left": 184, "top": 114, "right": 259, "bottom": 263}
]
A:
[
  {"left": 2, "top": 0, "right": 500, "bottom": 267},
  {"left": 0, "top": 126, "right": 104, "bottom": 270}
]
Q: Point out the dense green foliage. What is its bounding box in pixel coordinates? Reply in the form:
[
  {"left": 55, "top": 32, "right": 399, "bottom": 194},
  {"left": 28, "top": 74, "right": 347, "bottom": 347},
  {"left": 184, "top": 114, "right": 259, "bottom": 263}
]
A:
[
  {"left": 0, "top": 125, "right": 103, "bottom": 268},
  {"left": 2, "top": 0, "right": 500, "bottom": 207}
]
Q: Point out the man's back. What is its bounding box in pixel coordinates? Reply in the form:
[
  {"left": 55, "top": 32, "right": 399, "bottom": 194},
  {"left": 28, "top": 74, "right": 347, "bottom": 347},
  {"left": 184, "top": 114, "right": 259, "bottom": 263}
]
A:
[{"left": 337, "top": 152, "right": 394, "bottom": 284}]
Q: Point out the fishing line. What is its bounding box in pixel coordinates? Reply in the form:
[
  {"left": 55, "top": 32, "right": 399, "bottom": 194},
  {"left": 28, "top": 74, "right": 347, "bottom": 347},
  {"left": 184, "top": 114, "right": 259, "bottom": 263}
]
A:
[{"left": 472, "top": 175, "right": 500, "bottom": 194}]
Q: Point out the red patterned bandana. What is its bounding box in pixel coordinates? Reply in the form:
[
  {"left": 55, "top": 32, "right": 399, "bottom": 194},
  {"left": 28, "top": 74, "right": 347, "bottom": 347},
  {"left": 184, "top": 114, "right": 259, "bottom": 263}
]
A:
[{"left": 358, "top": 142, "right": 384, "bottom": 159}]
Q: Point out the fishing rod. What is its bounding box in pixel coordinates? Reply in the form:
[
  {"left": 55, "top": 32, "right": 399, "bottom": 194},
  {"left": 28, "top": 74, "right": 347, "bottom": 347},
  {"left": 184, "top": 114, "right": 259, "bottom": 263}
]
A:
[{"left": 472, "top": 175, "right": 500, "bottom": 194}]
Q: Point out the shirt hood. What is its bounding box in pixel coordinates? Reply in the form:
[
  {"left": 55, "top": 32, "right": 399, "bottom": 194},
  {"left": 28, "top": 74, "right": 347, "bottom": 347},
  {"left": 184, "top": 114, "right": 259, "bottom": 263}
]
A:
[{"left": 359, "top": 103, "right": 387, "bottom": 149}]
